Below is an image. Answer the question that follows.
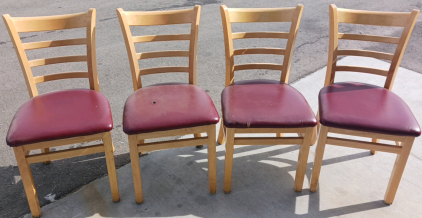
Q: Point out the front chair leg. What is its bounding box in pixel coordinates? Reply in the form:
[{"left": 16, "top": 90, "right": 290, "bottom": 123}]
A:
[
  {"left": 217, "top": 119, "right": 226, "bottom": 145},
  {"left": 223, "top": 128, "right": 235, "bottom": 193},
  {"left": 310, "top": 125, "right": 329, "bottom": 192},
  {"left": 370, "top": 138, "right": 379, "bottom": 155},
  {"left": 13, "top": 146, "right": 41, "bottom": 218},
  {"left": 207, "top": 124, "right": 217, "bottom": 194},
  {"left": 294, "top": 127, "right": 314, "bottom": 192},
  {"left": 129, "top": 135, "right": 143, "bottom": 204},
  {"left": 194, "top": 133, "right": 203, "bottom": 148},
  {"left": 103, "top": 132, "right": 120, "bottom": 202},
  {"left": 384, "top": 137, "right": 415, "bottom": 204}
]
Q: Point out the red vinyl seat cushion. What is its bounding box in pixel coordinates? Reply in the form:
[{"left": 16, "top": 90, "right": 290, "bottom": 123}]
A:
[
  {"left": 123, "top": 84, "right": 219, "bottom": 135},
  {"left": 6, "top": 89, "right": 113, "bottom": 147},
  {"left": 319, "top": 82, "right": 421, "bottom": 136},
  {"left": 221, "top": 79, "right": 317, "bottom": 128}
]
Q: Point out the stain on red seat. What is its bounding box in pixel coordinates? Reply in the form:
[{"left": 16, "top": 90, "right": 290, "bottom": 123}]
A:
[
  {"left": 319, "top": 82, "right": 421, "bottom": 136},
  {"left": 123, "top": 84, "right": 219, "bottom": 135},
  {"left": 6, "top": 89, "right": 113, "bottom": 147},
  {"left": 222, "top": 79, "right": 317, "bottom": 128}
]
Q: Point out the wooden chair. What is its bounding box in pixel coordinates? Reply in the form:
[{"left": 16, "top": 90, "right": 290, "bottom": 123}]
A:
[
  {"left": 3, "top": 9, "right": 119, "bottom": 217},
  {"left": 310, "top": 4, "right": 420, "bottom": 204},
  {"left": 117, "top": 5, "right": 219, "bottom": 204},
  {"left": 218, "top": 4, "right": 317, "bottom": 193}
]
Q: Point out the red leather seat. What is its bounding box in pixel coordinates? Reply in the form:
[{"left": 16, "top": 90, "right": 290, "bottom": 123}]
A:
[
  {"left": 123, "top": 84, "right": 219, "bottom": 135},
  {"left": 6, "top": 89, "right": 114, "bottom": 147},
  {"left": 222, "top": 79, "right": 317, "bottom": 128},
  {"left": 319, "top": 82, "right": 421, "bottom": 136}
]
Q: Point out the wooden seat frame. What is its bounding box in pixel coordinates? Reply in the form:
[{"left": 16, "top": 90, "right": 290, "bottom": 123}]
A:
[
  {"left": 3, "top": 9, "right": 120, "bottom": 217},
  {"left": 117, "top": 5, "right": 216, "bottom": 204},
  {"left": 218, "top": 4, "right": 316, "bottom": 193},
  {"left": 310, "top": 4, "right": 420, "bottom": 204}
]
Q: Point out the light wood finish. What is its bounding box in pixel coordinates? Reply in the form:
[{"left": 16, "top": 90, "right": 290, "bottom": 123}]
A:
[
  {"left": 315, "top": 5, "right": 419, "bottom": 204},
  {"left": 13, "top": 146, "right": 41, "bottom": 218},
  {"left": 3, "top": 9, "right": 100, "bottom": 98},
  {"left": 220, "top": 5, "right": 313, "bottom": 193},
  {"left": 117, "top": 6, "right": 201, "bottom": 90},
  {"left": 220, "top": 4, "right": 303, "bottom": 86},
  {"left": 3, "top": 10, "right": 119, "bottom": 217},
  {"left": 117, "top": 6, "right": 218, "bottom": 201},
  {"left": 217, "top": 120, "right": 226, "bottom": 144},
  {"left": 324, "top": 4, "right": 419, "bottom": 88}
]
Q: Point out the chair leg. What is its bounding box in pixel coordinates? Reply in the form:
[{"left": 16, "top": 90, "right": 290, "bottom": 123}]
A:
[
  {"left": 137, "top": 140, "right": 144, "bottom": 155},
  {"left": 103, "top": 132, "right": 120, "bottom": 202},
  {"left": 370, "top": 138, "right": 379, "bottom": 155},
  {"left": 194, "top": 133, "right": 203, "bottom": 148},
  {"left": 384, "top": 137, "right": 415, "bottom": 204},
  {"left": 223, "top": 128, "right": 235, "bottom": 193},
  {"left": 13, "top": 146, "right": 41, "bottom": 218},
  {"left": 278, "top": 133, "right": 284, "bottom": 137},
  {"left": 41, "top": 148, "right": 51, "bottom": 164},
  {"left": 207, "top": 124, "right": 217, "bottom": 194},
  {"left": 217, "top": 119, "right": 226, "bottom": 145},
  {"left": 129, "top": 135, "right": 143, "bottom": 204},
  {"left": 294, "top": 127, "right": 314, "bottom": 192},
  {"left": 310, "top": 125, "right": 329, "bottom": 192}
]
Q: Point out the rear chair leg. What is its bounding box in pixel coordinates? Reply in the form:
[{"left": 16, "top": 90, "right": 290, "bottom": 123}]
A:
[
  {"left": 384, "top": 137, "right": 415, "bottom": 204},
  {"left": 207, "top": 124, "right": 217, "bottom": 194},
  {"left": 223, "top": 128, "right": 235, "bottom": 193},
  {"left": 42, "top": 148, "right": 51, "bottom": 164},
  {"left": 103, "top": 132, "right": 120, "bottom": 202},
  {"left": 370, "top": 138, "right": 379, "bottom": 155},
  {"left": 310, "top": 125, "right": 329, "bottom": 192},
  {"left": 294, "top": 127, "right": 314, "bottom": 192},
  {"left": 14, "top": 146, "right": 41, "bottom": 218},
  {"left": 217, "top": 120, "right": 226, "bottom": 144},
  {"left": 129, "top": 135, "right": 143, "bottom": 203},
  {"left": 194, "top": 133, "right": 203, "bottom": 148}
]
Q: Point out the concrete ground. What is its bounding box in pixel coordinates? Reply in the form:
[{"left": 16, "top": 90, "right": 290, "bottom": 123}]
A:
[
  {"left": 23, "top": 56, "right": 422, "bottom": 218},
  {"left": 0, "top": 0, "right": 421, "bottom": 217}
]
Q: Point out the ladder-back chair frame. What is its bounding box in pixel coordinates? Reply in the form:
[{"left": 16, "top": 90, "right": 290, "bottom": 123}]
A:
[
  {"left": 310, "top": 4, "right": 420, "bottom": 204},
  {"left": 117, "top": 6, "right": 217, "bottom": 204},
  {"left": 3, "top": 9, "right": 119, "bottom": 217},
  {"left": 218, "top": 5, "right": 315, "bottom": 193}
]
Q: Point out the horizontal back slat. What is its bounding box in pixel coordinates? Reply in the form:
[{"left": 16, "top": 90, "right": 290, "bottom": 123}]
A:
[
  {"left": 233, "top": 48, "right": 285, "bottom": 56},
  {"left": 232, "top": 31, "right": 289, "bottom": 39},
  {"left": 337, "top": 49, "right": 394, "bottom": 61},
  {"left": 338, "top": 33, "right": 400, "bottom": 44},
  {"left": 337, "top": 9, "right": 410, "bottom": 27},
  {"left": 124, "top": 9, "right": 195, "bottom": 26},
  {"left": 228, "top": 8, "right": 295, "bottom": 23},
  {"left": 33, "top": 72, "right": 89, "bottom": 84},
  {"left": 136, "top": 50, "right": 189, "bottom": 60},
  {"left": 23, "top": 38, "right": 87, "bottom": 50},
  {"left": 12, "top": 12, "right": 89, "bottom": 32},
  {"left": 132, "top": 34, "right": 190, "bottom": 43},
  {"left": 335, "top": 65, "right": 388, "bottom": 76},
  {"left": 139, "top": 66, "right": 189, "bottom": 75},
  {"left": 233, "top": 63, "right": 283, "bottom": 71},
  {"left": 28, "top": 55, "right": 87, "bottom": 67}
]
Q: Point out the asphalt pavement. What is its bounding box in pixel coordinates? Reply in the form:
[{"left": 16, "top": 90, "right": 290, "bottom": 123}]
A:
[{"left": 0, "top": 0, "right": 421, "bottom": 217}]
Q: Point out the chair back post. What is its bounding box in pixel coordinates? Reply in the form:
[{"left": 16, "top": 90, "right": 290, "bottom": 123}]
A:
[
  {"left": 86, "top": 8, "right": 100, "bottom": 92},
  {"left": 2, "top": 10, "right": 99, "bottom": 97},
  {"left": 280, "top": 4, "right": 303, "bottom": 84},
  {"left": 116, "top": 8, "right": 142, "bottom": 91},
  {"left": 385, "top": 9, "right": 419, "bottom": 90},
  {"left": 188, "top": 5, "right": 201, "bottom": 85},
  {"left": 3, "top": 14, "right": 38, "bottom": 97},
  {"left": 324, "top": 4, "right": 339, "bottom": 87},
  {"left": 220, "top": 5, "right": 235, "bottom": 87}
]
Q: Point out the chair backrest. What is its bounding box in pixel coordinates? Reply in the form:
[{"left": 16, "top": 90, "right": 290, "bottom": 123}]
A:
[
  {"left": 116, "top": 6, "right": 201, "bottom": 91},
  {"left": 220, "top": 5, "right": 304, "bottom": 86},
  {"left": 325, "top": 4, "right": 419, "bottom": 90},
  {"left": 3, "top": 9, "right": 99, "bottom": 98}
]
